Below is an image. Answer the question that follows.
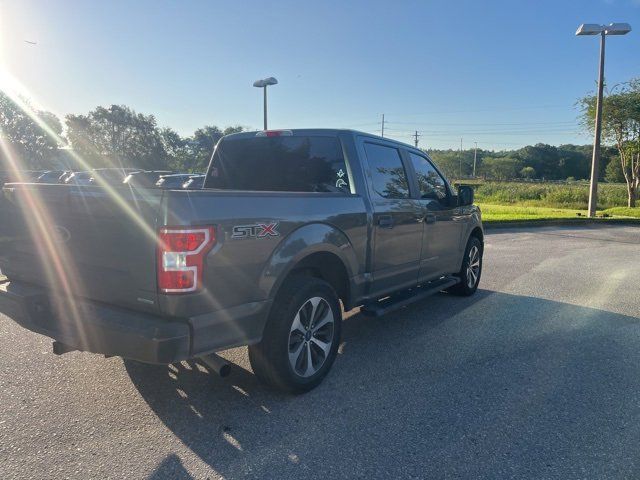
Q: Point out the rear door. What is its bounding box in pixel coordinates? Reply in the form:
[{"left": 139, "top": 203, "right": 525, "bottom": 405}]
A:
[
  {"left": 361, "top": 141, "right": 423, "bottom": 297},
  {"left": 405, "top": 151, "right": 464, "bottom": 280}
]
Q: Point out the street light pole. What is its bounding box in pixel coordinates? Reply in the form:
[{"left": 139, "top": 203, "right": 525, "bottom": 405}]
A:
[
  {"left": 576, "top": 22, "right": 631, "bottom": 217},
  {"left": 263, "top": 86, "right": 268, "bottom": 130},
  {"left": 588, "top": 31, "right": 606, "bottom": 218},
  {"left": 253, "top": 77, "right": 278, "bottom": 130}
]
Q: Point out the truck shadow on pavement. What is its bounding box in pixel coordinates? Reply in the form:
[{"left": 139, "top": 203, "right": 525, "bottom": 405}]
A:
[{"left": 126, "top": 289, "right": 640, "bottom": 479}]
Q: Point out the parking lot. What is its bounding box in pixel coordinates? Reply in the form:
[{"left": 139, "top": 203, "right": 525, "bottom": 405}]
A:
[{"left": 1, "top": 225, "right": 640, "bottom": 479}]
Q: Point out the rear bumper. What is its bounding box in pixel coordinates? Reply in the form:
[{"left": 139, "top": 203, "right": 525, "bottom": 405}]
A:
[
  {"left": 0, "top": 280, "right": 272, "bottom": 364},
  {"left": 0, "top": 280, "right": 190, "bottom": 364}
]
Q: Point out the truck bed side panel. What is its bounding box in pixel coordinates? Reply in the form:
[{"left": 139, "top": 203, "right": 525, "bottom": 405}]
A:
[{"left": 158, "top": 190, "right": 368, "bottom": 318}]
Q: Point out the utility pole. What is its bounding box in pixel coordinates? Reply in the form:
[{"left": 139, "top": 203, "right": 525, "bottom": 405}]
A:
[
  {"left": 413, "top": 130, "right": 420, "bottom": 148},
  {"left": 381, "top": 114, "right": 385, "bottom": 137},
  {"left": 459, "top": 138, "right": 463, "bottom": 179},
  {"left": 473, "top": 142, "right": 478, "bottom": 178}
]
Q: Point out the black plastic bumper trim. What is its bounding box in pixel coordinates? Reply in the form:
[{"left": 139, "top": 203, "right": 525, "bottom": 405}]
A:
[{"left": 0, "top": 281, "right": 191, "bottom": 364}]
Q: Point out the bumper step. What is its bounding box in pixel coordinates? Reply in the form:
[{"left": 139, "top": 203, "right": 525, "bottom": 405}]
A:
[{"left": 361, "top": 276, "right": 460, "bottom": 317}]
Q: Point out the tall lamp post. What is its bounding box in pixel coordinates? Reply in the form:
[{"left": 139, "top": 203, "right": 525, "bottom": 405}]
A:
[
  {"left": 576, "top": 23, "right": 631, "bottom": 217},
  {"left": 253, "top": 77, "right": 278, "bottom": 130}
]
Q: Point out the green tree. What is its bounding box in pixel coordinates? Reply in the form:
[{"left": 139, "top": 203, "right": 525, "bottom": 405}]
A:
[
  {"left": 223, "top": 126, "right": 244, "bottom": 136},
  {"left": 515, "top": 144, "right": 559, "bottom": 179},
  {"left": 579, "top": 78, "right": 640, "bottom": 207},
  {"left": 0, "top": 92, "right": 63, "bottom": 170},
  {"left": 605, "top": 156, "right": 626, "bottom": 183},
  {"left": 160, "top": 127, "right": 191, "bottom": 171},
  {"left": 65, "top": 105, "right": 167, "bottom": 170},
  {"left": 427, "top": 149, "right": 475, "bottom": 179},
  {"left": 189, "top": 126, "right": 224, "bottom": 172},
  {"left": 479, "top": 156, "right": 523, "bottom": 180},
  {"left": 170, "top": 125, "right": 244, "bottom": 173},
  {"left": 160, "top": 125, "right": 245, "bottom": 172},
  {"left": 520, "top": 166, "right": 536, "bottom": 179}
]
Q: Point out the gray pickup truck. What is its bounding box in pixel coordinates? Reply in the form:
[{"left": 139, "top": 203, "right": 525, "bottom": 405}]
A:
[{"left": 0, "top": 129, "right": 483, "bottom": 393}]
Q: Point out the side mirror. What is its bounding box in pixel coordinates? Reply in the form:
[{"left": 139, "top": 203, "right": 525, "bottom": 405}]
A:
[{"left": 458, "top": 185, "right": 474, "bottom": 206}]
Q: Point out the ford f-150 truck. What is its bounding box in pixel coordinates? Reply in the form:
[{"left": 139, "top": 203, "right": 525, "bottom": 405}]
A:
[{"left": 0, "top": 129, "right": 483, "bottom": 393}]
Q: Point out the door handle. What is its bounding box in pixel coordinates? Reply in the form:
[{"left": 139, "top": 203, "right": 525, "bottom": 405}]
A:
[
  {"left": 378, "top": 215, "right": 394, "bottom": 229},
  {"left": 424, "top": 213, "right": 437, "bottom": 224}
]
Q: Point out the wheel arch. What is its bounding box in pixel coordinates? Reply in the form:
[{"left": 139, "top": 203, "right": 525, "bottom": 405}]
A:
[
  {"left": 259, "top": 222, "right": 357, "bottom": 309},
  {"left": 470, "top": 226, "right": 484, "bottom": 246}
]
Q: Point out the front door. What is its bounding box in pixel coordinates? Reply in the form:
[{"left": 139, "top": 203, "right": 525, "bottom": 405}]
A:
[
  {"left": 406, "top": 151, "right": 464, "bottom": 281},
  {"left": 362, "top": 141, "right": 423, "bottom": 297}
]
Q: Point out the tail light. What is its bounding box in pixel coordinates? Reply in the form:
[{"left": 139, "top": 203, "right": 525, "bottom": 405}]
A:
[{"left": 157, "top": 226, "right": 216, "bottom": 294}]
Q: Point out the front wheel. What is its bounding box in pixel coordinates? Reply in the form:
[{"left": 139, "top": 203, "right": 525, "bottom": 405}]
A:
[
  {"left": 249, "top": 276, "right": 342, "bottom": 393},
  {"left": 448, "top": 236, "right": 483, "bottom": 296}
]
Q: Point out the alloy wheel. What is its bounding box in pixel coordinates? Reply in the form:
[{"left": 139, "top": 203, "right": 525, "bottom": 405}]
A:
[
  {"left": 288, "top": 297, "right": 335, "bottom": 378},
  {"left": 466, "top": 245, "right": 481, "bottom": 288}
]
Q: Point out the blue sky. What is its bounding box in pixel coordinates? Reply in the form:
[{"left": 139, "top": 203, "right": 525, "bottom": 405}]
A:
[{"left": 1, "top": 0, "right": 639, "bottom": 150}]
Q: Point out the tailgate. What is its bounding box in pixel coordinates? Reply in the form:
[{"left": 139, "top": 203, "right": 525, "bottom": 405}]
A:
[{"left": 0, "top": 184, "right": 163, "bottom": 314}]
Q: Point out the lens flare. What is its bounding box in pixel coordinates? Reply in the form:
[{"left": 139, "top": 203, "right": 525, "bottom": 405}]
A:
[{"left": 0, "top": 70, "right": 251, "bottom": 352}]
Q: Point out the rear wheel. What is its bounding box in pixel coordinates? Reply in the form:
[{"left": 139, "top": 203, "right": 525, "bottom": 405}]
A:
[
  {"left": 249, "top": 276, "right": 342, "bottom": 393},
  {"left": 448, "top": 236, "right": 483, "bottom": 296}
]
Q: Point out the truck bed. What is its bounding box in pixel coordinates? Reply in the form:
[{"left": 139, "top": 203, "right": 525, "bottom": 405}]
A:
[{"left": 0, "top": 182, "right": 367, "bottom": 321}]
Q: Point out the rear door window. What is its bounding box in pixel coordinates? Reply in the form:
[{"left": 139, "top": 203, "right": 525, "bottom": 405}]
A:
[
  {"left": 363, "top": 143, "right": 410, "bottom": 199},
  {"left": 206, "top": 136, "right": 351, "bottom": 193}
]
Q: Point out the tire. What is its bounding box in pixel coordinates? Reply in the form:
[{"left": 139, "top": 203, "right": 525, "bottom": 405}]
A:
[
  {"left": 447, "top": 236, "right": 483, "bottom": 296},
  {"left": 248, "top": 276, "right": 342, "bottom": 393}
]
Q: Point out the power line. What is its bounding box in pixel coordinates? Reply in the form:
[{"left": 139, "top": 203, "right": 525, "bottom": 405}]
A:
[
  {"left": 382, "top": 104, "right": 573, "bottom": 116},
  {"left": 386, "top": 120, "right": 578, "bottom": 127},
  {"left": 381, "top": 128, "right": 581, "bottom": 136}
]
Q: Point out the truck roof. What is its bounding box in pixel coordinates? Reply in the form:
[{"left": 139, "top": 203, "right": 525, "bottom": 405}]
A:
[{"left": 223, "top": 129, "right": 421, "bottom": 151}]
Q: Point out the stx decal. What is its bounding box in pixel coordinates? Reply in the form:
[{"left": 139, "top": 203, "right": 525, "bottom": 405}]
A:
[{"left": 231, "top": 223, "right": 280, "bottom": 239}]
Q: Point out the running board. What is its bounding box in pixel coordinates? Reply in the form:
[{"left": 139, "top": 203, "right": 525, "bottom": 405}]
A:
[{"left": 361, "top": 276, "right": 460, "bottom": 318}]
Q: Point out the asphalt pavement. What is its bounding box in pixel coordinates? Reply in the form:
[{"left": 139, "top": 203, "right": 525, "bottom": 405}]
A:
[{"left": 1, "top": 225, "right": 640, "bottom": 479}]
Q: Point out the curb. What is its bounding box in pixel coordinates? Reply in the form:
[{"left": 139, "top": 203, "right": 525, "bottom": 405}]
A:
[{"left": 483, "top": 218, "right": 640, "bottom": 229}]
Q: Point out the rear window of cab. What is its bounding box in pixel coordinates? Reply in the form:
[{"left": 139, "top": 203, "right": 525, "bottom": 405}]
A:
[{"left": 206, "top": 136, "right": 352, "bottom": 193}]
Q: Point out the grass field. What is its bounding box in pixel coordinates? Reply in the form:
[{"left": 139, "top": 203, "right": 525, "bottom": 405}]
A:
[
  {"left": 466, "top": 181, "right": 640, "bottom": 224},
  {"left": 600, "top": 207, "right": 640, "bottom": 219},
  {"left": 478, "top": 204, "right": 582, "bottom": 221},
  {"left": 478, "top": 204, "right": 640, "bottom": 223},
  {"left": 471, "top": 181, "right": 629, "bottom": 210}
]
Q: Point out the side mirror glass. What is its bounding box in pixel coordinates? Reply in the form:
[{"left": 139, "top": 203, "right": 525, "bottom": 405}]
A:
[{"left": 458, "top": 185, "right": 474, "bottom": 206}]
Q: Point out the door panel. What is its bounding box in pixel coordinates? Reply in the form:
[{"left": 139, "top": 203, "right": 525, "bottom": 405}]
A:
[
  {"left": 406, "top": 152, "right": 464, "bottom": 280},
  {"left": 419, "top": 199, "right": 464, "bottom": 279},
  {"left": 362, "top": 142, "right": 423, "bottom": 297},
  {"left": 370, "top": 198, "right": 423, "bottom": 294}
]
